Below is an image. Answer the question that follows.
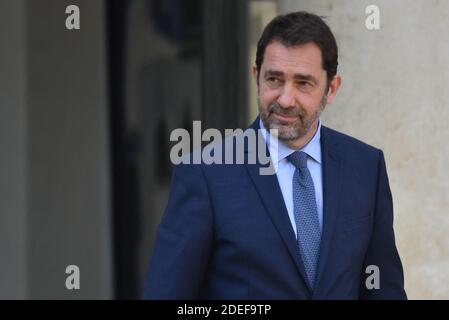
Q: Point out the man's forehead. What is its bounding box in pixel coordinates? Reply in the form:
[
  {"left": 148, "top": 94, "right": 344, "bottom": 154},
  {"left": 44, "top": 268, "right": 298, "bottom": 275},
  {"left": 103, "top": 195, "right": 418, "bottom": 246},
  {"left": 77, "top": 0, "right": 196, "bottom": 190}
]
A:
[{"left": 262, "top": 41, "right": 324, "bottom": 74}]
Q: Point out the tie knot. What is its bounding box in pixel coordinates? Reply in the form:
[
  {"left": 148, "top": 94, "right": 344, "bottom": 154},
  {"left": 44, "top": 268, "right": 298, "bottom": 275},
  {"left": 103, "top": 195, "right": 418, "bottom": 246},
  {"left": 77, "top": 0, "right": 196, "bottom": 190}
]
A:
[{"left": 287, "top": 151, "right": 309, "bottom": 169}]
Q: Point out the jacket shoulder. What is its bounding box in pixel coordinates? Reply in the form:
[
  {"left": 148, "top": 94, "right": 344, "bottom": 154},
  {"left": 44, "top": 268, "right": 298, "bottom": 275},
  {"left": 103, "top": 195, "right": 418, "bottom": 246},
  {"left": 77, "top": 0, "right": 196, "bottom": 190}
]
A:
[{"left": 321, "top": 125, "right": 381, "bottom": 156}]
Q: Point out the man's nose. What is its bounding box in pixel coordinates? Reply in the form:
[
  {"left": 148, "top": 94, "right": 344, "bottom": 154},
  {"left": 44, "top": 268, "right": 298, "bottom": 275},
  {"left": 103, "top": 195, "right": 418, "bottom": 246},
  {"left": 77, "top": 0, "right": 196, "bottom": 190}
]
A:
[{"left": 277, "top": 83, "right": 296, "bottom": 108}]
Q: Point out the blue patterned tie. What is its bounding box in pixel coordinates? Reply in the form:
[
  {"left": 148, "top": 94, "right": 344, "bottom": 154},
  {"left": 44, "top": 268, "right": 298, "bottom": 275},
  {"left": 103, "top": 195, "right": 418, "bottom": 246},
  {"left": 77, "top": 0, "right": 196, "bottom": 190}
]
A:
[{"left": 287, "top": 151, "right": 321, "bottom": 289}]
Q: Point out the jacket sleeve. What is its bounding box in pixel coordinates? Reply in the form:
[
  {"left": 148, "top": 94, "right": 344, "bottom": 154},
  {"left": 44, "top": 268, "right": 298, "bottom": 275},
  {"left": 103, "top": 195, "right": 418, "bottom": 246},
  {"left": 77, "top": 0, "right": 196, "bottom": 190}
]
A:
[
  {"left": 359, "top": 150, "right": 407, "bottom": 299},
  {"left": 142, "top": 163, "right": 214, "bottom": 299}
]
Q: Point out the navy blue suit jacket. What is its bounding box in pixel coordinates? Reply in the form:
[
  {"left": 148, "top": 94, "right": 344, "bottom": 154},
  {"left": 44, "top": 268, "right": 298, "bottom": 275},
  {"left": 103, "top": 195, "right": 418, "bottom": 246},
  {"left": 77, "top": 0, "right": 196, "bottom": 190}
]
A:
[{"left": 143, "top": 119, "right": 406, "bottom": 299}]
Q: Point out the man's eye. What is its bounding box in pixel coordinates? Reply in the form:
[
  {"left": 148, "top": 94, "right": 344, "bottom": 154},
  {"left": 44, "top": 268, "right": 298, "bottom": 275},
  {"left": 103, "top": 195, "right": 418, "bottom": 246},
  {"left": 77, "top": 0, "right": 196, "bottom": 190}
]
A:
[
  {"left": 297, "top": 81, "right": 315, "bottom": 91},
  {"left": 267, "top": 77, "right": 281, "bottom": 85},
  {"left": 298, "top": 81, "right": 312, "bottom": 87}
]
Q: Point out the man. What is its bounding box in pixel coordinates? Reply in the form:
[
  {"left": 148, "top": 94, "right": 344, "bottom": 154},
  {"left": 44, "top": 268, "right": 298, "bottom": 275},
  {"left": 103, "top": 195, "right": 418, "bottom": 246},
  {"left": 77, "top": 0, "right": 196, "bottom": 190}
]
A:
[{"left": 143, "top": 11, "right": 406, "bottom": 299}]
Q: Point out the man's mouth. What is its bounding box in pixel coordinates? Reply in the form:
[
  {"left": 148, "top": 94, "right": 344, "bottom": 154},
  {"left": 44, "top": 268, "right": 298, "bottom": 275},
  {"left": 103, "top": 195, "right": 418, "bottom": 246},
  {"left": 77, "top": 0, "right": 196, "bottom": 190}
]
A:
[{"left": 272, "top": 112, "right": 299, "bottom": 122}]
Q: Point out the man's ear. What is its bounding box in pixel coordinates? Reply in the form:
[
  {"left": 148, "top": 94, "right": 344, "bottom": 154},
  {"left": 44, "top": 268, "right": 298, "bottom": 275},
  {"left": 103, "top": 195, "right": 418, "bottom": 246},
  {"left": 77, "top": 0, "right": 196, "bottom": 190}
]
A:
[
  {"left": 326, "top": 75, "right": 342, "bottom": 105},
  {"left": 252, "top": 64, "right": 259, "bottom": 86}
]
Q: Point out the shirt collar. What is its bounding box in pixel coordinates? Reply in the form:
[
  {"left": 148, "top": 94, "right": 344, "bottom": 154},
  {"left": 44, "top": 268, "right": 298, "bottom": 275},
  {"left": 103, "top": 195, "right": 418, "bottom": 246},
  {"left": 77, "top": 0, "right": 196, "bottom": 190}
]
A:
[{"left": 259, "top": 117, "right": 322, "bottom": 165}]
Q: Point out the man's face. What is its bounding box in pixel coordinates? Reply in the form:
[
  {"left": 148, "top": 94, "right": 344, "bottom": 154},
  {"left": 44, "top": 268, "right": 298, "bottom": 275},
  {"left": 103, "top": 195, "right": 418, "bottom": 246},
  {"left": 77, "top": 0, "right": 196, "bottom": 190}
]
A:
[{"left": 255, "top": 41, "right": 338, "bottom": 142}]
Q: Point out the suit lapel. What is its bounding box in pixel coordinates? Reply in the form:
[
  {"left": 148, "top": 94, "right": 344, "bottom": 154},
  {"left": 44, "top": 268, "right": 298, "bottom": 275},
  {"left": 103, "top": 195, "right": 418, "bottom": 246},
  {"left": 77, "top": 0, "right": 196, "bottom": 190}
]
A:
[
  {"left": 313, "top": 126, "right": 342, "bottom": 297},
  {"left": 243, "top": 119, "right": 312, "bottom": 293}
]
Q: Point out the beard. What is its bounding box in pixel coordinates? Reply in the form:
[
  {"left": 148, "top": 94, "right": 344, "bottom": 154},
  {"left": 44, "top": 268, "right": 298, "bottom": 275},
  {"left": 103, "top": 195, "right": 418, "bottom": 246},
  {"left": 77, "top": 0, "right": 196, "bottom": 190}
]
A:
[{"left": 259, "top": 93, "right": 327, "bottom": 141}]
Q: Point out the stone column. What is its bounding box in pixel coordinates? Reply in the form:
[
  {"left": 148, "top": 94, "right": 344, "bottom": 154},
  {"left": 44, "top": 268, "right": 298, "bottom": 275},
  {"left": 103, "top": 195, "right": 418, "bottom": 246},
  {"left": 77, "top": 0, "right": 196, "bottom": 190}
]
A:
[{"left": 0, "top": 0, "right": 113, "bottom": 299}]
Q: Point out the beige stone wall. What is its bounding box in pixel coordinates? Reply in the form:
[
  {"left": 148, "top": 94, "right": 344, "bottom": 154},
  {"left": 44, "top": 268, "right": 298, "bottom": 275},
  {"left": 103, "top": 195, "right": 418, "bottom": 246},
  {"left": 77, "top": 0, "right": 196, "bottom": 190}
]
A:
[{"left": 279, "top": 0, "right": 449, "bottom": 299}]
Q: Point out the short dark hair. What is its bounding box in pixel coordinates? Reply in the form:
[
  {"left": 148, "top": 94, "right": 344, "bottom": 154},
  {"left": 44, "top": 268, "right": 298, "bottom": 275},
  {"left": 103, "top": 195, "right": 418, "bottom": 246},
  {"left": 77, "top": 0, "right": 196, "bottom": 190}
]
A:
[{"left": 255, "top": 11, "right": 338, "bottom": 84}]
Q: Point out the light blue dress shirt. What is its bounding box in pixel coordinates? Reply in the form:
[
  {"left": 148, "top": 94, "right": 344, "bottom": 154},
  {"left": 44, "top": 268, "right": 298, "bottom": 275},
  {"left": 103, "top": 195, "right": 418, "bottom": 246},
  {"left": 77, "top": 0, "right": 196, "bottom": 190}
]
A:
[{"left": 259, "top": 119, "right": 323, "bottom": 236}]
